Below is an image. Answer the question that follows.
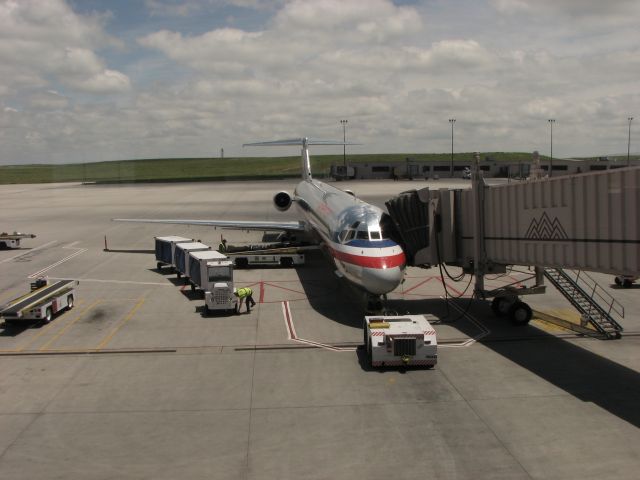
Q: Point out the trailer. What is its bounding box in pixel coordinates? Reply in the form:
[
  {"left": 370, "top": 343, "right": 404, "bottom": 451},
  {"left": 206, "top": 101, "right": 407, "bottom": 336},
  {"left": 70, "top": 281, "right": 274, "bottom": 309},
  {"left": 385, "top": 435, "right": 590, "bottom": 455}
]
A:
[
  {"left": 193, "top": 255, "right": 237, "bottom": 315},
  {"left": 0, "top": 232, "right": 36, "bottom": 250},
  {"left": 1, "top": 279, "right": 78, "bottom": 325},
  {"left": 155, "top": 235, "right": 193, "bottom": 270},
  {"left": 224, "top": 243, "right": 311, "bottom": 268},
  {"left": 174, "top": 242, "right": 210, "bottom": 278},
  {"left": 364, "top": 315, "right": 438, "bottom": 368}
]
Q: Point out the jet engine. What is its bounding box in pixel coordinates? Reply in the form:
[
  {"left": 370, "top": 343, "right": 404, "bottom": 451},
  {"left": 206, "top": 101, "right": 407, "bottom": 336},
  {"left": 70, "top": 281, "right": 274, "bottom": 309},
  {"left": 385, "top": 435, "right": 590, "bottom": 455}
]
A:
[{"left": 273, "top": 191, "right": 293, "bottom": 211}]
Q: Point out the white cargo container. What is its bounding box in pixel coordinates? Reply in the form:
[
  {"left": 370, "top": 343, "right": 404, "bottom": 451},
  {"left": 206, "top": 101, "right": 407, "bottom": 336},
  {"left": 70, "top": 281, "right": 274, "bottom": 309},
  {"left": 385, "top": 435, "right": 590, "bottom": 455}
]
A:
[
  {"left": 188, "top": 250, "right": 231, "bottom": 291},
  {"left": 174, "top": 242, "right": 210, "bottom": 278},
  {"left": 364, "top": 315, "right": 438, "bottom": 368},
  {"left": 154, "top": 235, "right": 193, "bottom": 270}
]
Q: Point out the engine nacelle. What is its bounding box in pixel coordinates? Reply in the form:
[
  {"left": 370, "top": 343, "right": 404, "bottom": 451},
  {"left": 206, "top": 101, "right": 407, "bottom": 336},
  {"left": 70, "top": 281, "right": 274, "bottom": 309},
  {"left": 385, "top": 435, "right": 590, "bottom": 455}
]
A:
[{"left": 273, "top": 191, "right": 293, "bottom": 211}]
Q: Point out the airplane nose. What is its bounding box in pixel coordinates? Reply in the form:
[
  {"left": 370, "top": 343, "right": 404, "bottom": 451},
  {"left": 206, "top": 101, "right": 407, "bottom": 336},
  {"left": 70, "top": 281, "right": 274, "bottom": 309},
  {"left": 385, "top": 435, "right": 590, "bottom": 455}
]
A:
[{"left": 362, "top": 266, "right": 404, "bottom": 295}]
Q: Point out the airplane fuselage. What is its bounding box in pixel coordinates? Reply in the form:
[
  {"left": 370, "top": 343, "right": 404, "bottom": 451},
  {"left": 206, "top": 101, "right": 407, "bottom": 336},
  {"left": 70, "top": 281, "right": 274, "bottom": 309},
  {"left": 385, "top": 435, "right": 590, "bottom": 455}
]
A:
[{"left": 293, "top": 179, "right": 406, "bottom": 295}]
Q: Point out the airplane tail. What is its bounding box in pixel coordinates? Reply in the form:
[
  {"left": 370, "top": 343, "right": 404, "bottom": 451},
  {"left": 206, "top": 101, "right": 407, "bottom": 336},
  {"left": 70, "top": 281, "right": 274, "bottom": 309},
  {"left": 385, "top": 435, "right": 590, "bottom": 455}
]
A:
[{"left": 243, "top": 138, "right": 358, "bottom": 181}]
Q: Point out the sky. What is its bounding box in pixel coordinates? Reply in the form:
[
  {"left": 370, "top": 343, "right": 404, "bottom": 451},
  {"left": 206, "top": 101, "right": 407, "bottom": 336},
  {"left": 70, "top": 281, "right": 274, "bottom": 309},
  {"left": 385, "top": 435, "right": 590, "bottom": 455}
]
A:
[{"left": 0, "top": 0, "right": 638, "bottom": 164}]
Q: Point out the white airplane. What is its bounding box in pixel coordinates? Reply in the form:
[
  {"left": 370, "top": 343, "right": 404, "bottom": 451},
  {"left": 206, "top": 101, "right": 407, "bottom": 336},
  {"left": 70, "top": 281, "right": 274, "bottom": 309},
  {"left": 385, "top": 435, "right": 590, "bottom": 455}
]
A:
[{"left": 115, "top": 138, "right": 406, "bottom": 307}]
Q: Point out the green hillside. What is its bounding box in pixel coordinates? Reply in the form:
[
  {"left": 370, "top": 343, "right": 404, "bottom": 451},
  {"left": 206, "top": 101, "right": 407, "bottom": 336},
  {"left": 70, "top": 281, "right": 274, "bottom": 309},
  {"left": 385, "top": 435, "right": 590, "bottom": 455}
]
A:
[{"left": 0, "top": 152, "right": 542, "bottom": 184}]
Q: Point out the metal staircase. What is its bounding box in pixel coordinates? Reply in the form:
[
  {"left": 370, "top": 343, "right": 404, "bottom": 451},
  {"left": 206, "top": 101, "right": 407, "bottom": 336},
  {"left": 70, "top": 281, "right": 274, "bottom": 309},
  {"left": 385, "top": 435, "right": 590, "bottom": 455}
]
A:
[{"left": 544, "top": 268, "right": 624, "bottom": 339}]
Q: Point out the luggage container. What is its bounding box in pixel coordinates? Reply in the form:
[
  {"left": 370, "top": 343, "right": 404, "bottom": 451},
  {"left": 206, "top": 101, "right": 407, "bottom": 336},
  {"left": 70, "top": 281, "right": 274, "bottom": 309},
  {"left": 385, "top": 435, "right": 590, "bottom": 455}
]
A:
[
  {"left": 188, "top": 250, "right": 230, "bottom": 290},
  {"left": 154, "top": 236, "right": 193, "bottom": 270},
  {"left": 174, "top": 242, "right": 210, "bottom": 278}
]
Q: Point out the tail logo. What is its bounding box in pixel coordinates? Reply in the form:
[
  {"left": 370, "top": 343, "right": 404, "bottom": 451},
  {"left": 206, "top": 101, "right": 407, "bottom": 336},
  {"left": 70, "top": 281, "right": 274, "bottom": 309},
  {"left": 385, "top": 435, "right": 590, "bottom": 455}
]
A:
[{"left": 524, "top": 212, "right": 568, "bottom": 240}]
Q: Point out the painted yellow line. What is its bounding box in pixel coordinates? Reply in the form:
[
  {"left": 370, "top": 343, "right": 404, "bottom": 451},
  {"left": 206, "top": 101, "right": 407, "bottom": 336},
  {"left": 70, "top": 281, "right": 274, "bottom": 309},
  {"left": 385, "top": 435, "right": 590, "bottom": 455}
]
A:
[
  {"left": 95, "top": 297, "right": 145, "bottom": 351},
  {"left": 13, "top": 299, "right": 88, "bottom": 352},
  {"left": 38, "top": 299, "right": 102, "bottom": 351}
]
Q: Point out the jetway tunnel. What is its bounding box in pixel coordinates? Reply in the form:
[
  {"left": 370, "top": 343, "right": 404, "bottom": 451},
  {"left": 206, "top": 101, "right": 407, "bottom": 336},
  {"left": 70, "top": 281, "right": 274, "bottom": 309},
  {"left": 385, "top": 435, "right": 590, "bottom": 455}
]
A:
[{"left": 385, "top": 164, "right": 640, "bottom": 335}]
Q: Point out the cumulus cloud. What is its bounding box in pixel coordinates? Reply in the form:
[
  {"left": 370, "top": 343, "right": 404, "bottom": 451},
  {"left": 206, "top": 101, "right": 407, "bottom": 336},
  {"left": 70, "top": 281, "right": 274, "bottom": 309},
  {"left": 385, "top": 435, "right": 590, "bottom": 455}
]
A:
[{"left": 0, "top": 0, "right": 129, "bottom": 94}]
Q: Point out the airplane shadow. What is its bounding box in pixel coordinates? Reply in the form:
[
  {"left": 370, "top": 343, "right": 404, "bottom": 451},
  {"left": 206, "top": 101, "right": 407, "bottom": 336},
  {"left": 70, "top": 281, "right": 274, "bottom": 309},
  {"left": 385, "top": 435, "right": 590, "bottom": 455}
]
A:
[{"left": 294, "top": 251, "right": 364, "bottom": 328}]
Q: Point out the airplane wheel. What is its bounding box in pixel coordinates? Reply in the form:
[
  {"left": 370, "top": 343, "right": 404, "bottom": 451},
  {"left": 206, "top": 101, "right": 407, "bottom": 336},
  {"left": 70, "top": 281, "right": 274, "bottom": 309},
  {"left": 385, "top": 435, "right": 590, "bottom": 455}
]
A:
[{"left": 509, "top": 301, "right": 532, "bottom": 326}]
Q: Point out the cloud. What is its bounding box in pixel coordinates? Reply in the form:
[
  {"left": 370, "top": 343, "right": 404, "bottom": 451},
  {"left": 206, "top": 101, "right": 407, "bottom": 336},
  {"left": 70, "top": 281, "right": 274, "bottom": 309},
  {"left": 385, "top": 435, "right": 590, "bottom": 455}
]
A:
[{"left": 0, "top": 0, "right": 129, "bottom": 94}]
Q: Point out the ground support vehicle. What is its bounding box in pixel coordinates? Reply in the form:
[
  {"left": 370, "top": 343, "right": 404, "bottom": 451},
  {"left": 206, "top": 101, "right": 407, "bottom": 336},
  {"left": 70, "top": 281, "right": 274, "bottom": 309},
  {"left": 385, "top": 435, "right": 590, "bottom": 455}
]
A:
[
  {"left": 225, "top": 243, "right": 311, "bottom": 268},
  {"left": 174, "top": 242, "right": 210, "bottom": 278},
  {"left": 188, "top": 251, "right": 237, "bottom": 311},
  {"left": 155, "top": 236, "right": 192, "bottom": 270},
  {"left": 0, "top": 279, "right": 78, "bottom": 325},
  {"left": 0, "top": 232, "right": 36, "bottom": 249},
  {"left": 615, "top": 275, "right": 639, "bottom": 288},
  {"left": 364, "top": 315, "right": 438, "bottom": 368}
]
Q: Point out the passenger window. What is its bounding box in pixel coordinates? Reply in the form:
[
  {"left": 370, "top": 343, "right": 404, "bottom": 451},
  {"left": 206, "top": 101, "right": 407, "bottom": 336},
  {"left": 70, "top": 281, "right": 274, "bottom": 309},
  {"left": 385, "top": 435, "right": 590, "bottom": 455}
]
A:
[
  {"left": 356, "top": 231, "right": 368, "bottom": 240},
  {"left": 370, "top": 231, "right": 381, "bottom": 240}
]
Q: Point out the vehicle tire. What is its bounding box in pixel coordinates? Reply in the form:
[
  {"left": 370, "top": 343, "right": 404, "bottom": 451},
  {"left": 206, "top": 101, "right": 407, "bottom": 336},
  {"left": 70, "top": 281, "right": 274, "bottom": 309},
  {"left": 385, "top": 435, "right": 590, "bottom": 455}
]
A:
[
  {"left": 203, "top": 304, "right": 210, "bottom": 317},
  {"left": 44, "top": 307, "right": 53, "bottom": 324},
  {"left": 623, "top": 279, "right": 633, "bottom": 288},
  {"left": 157, "top": 262, "right": 163, "bottom": 271},
  {"left": 614, "top": 276, "right": 622, "bottom": 286},
  {"left": 236, "top": 258, "right": 248, "bottom": 269},
  {"left": 508, "top": 301, "right": 532, "bottom": 326},
  {"left": 176, "top": 271, "right": 181, "bottom": 279},
  {"left": 190, "top": 283, "right": 196, "bottom": 292},
  {"left": 491, "top": 297, "right": 510, "bottom": 317},
  {"left": 280, "top": 257, "right": 293, "bottom": 268},
  {"left": 67, "top": 295, "right": 74, "bottom": 310}
]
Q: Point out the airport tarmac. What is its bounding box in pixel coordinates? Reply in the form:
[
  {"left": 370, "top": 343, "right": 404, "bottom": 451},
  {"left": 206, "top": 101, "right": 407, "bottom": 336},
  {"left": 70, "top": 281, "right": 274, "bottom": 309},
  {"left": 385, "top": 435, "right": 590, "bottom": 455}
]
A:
[{"left": 1, "top": 178, "right": 640, "bottom": 479}]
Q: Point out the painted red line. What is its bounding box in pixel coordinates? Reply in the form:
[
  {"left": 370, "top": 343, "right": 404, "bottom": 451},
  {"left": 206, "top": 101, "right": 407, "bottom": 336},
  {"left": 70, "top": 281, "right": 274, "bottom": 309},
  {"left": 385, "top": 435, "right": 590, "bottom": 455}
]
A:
[
  {"left": 262, "top": 282, "right": 306, "bottom": 295},
  {"left": 282, "top": 301, "right": 297, "bottom": 340},
  {"left": 259, "top": 281, "right": 265, "bottom": 304},
  {"left": 402, "top": 277, "right": 436, "bottom": 294}
]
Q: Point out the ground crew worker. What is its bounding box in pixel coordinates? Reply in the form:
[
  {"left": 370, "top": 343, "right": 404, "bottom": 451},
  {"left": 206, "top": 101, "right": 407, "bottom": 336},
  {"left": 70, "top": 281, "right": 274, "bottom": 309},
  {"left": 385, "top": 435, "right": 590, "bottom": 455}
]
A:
[
  {"left": 234, "top": 287, "right": 256, "bottom": 313},
  {"left": 218, "top": 238, "right": 227, "bottom": 253}
]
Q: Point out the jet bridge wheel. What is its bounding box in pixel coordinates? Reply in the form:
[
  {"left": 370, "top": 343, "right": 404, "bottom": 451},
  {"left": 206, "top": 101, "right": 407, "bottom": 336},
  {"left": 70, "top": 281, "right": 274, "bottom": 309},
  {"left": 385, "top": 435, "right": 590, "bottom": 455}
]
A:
[
  {"left": 508, "top": 301, "right": 532, "bottom": 326},
  {"left": 491, "top": 296, "right": 511, "bottom": 317}
]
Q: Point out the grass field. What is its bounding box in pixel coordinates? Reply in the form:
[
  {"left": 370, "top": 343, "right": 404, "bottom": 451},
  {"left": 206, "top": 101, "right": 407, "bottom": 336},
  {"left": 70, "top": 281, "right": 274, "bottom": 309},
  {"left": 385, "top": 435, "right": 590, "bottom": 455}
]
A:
[{"left": 0, "top": 151, "right": 559, "bottom": 184}]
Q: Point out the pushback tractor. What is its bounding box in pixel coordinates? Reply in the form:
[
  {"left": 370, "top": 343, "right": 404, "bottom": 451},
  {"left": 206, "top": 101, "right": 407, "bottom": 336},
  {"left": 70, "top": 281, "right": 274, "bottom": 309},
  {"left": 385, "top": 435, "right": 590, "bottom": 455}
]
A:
[{"left": 364, "top": 315, "right": 438, "bottom": 368}]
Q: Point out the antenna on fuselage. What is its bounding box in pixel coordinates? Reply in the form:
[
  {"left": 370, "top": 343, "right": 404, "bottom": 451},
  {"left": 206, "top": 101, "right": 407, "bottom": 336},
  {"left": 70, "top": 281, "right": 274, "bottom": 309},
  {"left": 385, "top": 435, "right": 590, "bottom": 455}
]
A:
[{"left": 243, "top": 137, "right": 359, "bottom": 182}]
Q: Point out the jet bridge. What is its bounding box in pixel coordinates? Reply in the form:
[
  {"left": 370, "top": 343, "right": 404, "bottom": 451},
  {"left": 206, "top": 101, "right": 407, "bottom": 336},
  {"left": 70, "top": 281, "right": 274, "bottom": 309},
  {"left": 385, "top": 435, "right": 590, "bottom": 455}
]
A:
[{"left": 386, "top": 157, "right": 640, "bottom": 335}]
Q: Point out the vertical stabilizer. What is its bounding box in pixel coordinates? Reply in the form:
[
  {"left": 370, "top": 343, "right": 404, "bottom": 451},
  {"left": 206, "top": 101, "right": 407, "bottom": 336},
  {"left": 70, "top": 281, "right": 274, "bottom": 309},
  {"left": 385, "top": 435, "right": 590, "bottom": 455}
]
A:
[{"left": 243, "top": 137, "right": 358, "bottom": 182}]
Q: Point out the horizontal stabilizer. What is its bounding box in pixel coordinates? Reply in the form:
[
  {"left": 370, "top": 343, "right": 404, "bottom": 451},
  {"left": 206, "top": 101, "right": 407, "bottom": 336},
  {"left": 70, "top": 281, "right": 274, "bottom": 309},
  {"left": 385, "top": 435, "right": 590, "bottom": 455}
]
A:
[{"left": 243, "top": 138, "right": 360, "bottom": 147}]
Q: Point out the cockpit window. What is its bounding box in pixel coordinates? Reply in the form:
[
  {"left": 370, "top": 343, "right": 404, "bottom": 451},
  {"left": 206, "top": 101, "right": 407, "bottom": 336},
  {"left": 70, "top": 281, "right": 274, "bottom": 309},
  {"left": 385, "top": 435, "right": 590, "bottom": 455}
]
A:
[
  {"left": 356, "top": 230, "right": 368, "bottom": 240},
  {"left": 345, "top": 230, "right": 356, "bottom": 241},
  {"left": 370, "top": 231, "right": 381, "bottom": 240}
]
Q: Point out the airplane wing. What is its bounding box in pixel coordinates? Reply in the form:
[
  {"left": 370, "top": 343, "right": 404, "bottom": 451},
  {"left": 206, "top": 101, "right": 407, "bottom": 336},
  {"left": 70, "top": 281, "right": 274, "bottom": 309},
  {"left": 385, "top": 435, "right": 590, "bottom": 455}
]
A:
[{"left": 112, "top": 218, "right": 307, "bottom": 232}]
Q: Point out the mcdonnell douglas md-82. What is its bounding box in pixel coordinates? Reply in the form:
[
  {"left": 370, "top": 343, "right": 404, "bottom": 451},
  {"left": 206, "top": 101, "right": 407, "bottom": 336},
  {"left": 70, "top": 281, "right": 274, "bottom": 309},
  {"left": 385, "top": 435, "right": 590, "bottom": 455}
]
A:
[{"left": 115, "top": 138, "right": 406, "bottom": 309}]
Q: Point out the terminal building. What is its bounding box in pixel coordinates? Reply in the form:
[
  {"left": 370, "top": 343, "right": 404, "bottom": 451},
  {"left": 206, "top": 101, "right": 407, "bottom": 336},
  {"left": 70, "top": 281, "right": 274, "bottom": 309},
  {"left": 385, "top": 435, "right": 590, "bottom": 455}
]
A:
[{"left": 330, "top": 155, "right": 640, "bottom": 180}]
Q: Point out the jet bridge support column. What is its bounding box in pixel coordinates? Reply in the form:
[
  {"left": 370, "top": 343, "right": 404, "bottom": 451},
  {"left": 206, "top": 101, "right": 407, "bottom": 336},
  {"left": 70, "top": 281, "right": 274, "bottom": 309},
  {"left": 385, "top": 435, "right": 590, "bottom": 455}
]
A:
[{"left": 472, "top": 152, "right": 486, "bottom": 298}]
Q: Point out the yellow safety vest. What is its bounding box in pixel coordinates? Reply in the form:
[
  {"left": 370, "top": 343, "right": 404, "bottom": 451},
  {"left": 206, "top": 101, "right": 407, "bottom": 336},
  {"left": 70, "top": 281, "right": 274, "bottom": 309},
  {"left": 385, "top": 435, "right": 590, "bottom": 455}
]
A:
[{"left": 237, "top": 287, "right": 252, "bottom": 298}]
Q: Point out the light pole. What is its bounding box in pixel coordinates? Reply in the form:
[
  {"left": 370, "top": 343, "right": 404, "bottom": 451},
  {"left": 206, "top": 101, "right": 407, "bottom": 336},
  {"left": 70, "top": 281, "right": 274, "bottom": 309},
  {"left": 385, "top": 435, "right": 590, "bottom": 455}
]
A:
[
  {"left": 548, "top": 119, "right": 555, "bottom": 177},
  {"left": 628, "top": 117, "right": 634, "bottom": 167},
  {"left": 449, "top": 118, "right": 456, "bottom": 177},
  {"left": 340, "top": 119, "right": 348, "bottom": 167}
]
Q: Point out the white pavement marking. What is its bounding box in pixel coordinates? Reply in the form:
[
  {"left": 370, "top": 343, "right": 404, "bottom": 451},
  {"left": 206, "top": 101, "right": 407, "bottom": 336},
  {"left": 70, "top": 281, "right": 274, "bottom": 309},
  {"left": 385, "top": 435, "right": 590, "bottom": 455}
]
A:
[
  {"left": 0, "top": 241, "right": 57, "bottom": 265},
  {"left": 28, "top": 246, "right": 88, "bottom": 278},
  {"left": 438, "top": 297, "right": 491, "bottom": 348},
  {"left": 281, "top": 301, "right": 356, "bottom": 352}
]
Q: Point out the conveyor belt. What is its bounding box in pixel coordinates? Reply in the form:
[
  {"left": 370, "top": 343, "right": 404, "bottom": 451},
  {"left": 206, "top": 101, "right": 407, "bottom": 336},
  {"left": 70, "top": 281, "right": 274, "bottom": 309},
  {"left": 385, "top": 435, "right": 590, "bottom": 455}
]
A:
[{"left": 1, "top": 280, "right": 77, "bottom": 316}]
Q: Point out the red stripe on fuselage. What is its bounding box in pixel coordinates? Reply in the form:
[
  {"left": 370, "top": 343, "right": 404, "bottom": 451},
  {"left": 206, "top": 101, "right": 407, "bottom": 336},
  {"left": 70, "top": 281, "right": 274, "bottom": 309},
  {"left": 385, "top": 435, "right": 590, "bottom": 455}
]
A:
[{"left": 330, "top": 247, "right": 406, "bottom": 269}]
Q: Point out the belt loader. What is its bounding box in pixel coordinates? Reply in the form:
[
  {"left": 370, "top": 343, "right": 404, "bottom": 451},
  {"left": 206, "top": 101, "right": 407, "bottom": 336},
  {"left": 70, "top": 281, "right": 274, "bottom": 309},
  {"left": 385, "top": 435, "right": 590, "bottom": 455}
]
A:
[
  {"left": 1, "top": 279, "right": 78, "bottom": 325},
  {"left": 0, "top": 232, "right": 36, "bottom": 250},
  {"left": 364, "top": 315, "right": 438, "bottom": 368}
]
